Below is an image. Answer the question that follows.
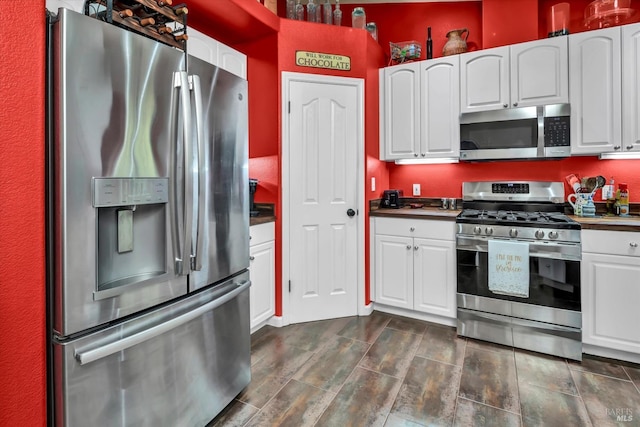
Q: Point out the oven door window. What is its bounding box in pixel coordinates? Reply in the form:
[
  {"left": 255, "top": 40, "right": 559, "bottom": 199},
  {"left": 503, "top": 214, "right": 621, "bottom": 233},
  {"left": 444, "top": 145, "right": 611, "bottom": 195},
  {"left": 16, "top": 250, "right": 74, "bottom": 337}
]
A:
[
  {"left": 457, "top": 249, "right": 580, "bottom": 311},
  {"left": 460, "top": 118, "right": 538, "bottom": 150}
]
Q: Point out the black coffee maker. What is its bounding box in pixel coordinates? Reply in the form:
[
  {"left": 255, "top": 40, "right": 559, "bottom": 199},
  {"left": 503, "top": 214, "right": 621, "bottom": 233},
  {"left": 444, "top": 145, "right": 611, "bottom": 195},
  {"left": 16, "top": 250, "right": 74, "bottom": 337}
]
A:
[{"left": 249, "top": 178, "right": 259, "bottom": 217}]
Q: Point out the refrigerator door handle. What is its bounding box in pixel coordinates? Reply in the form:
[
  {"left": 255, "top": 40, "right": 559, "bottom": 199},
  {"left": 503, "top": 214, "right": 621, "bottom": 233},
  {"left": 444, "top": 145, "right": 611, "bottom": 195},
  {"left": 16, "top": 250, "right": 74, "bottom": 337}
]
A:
[
  {"left": 75, "top": 280, "right": 251, "bottom": 365},
  {"left": 190, "top": 74, "right": 206, "bottom": 272},
  {"left": 173, "top": 71, "right": 193, "bottom": 276}
]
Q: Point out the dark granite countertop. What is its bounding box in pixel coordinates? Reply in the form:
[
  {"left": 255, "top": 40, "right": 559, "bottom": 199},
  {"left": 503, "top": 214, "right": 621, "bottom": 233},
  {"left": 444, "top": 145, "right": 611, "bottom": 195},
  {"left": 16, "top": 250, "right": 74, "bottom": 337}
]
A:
[
  {"left": 249, "top": 203, "right": 276, "bottom": 227},
  {"left": 250, "top": 215, "right": 276, "bottom": 226},
  {"left": 570, "top": 215, "right": 640, "bottom": 232},
  {"left": 370, "top": 206, "right": 460, "bottom": 221}
]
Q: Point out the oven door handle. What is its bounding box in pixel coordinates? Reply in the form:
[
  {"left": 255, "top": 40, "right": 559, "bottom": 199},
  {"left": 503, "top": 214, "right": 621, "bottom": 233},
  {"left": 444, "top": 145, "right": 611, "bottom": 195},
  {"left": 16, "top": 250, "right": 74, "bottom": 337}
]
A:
[{"left": 456, "top": 237, "right": 581, "bottom": 261}]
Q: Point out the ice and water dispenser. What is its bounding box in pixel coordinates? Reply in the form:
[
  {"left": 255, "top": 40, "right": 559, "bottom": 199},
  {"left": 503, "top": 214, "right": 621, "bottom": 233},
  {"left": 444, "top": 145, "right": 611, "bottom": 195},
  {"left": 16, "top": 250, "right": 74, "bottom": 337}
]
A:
[{"left": 92, "top": 177, "right": 169, "bottom": 298}]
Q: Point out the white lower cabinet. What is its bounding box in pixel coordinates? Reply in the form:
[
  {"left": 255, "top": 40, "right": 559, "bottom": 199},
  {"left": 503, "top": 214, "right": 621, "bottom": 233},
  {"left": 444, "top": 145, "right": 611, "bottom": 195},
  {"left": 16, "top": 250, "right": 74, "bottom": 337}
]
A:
[
  {"left": 373, "top": 217, "right": 456, "bottom": 320},
  {"left": 249, "top": 222, "right": 275, "bottom": 331},
  {"left": 582, "top": 229, "right": 640, "bottom": 359}
]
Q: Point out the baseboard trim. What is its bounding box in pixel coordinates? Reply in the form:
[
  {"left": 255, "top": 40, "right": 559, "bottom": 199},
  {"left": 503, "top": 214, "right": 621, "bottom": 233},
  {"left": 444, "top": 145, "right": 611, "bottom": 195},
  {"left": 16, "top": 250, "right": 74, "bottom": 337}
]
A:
[
  {"left": 583, "top": 343, "right": 640, "bottom": 365},
  {"left": 359, "top": 303, "right": 374, "bottom": 316},
  {"left": 372, "top": 303, "right": 456, "bottom": 328}
]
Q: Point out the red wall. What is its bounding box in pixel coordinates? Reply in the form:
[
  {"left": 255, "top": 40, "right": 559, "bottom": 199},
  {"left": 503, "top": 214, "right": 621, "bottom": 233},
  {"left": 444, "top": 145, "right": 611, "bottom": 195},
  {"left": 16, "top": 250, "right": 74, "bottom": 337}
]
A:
[
  {"left": 0, "top": 2, "right": 47, "bottom": 426},
  {"left": 388, "top": 157, "right": 640, "bottom": 202},
  {"left": 483, "top": 0, "right": 539, "bottom": 48},
  {"left": 277, "top": 1, "right": 483, "bottom": 60}
]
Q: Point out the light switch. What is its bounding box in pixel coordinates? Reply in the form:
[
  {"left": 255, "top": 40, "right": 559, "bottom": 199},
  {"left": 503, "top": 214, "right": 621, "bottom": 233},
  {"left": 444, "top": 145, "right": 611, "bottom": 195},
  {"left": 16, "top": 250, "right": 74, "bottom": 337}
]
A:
[
  {"left": 371, "top": 177, "right": 376, "bottom": 192},
  {"left": 413, "top": 184, "right": 421, "bottom": 196}
]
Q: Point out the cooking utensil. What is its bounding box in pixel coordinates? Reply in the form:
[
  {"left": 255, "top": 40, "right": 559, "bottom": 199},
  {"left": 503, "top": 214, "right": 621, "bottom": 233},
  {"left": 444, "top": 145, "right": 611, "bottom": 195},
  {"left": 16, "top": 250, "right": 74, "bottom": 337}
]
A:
[{"left": 588, "top": 175, "right": 606, "bottom": 200}]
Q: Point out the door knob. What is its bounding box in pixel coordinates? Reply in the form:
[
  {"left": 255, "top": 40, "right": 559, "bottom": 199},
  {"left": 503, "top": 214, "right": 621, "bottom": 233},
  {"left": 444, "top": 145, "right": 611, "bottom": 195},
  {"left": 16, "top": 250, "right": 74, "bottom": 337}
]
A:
[{"left": 347, "top": 208, "right": 356, "bottom": 217}]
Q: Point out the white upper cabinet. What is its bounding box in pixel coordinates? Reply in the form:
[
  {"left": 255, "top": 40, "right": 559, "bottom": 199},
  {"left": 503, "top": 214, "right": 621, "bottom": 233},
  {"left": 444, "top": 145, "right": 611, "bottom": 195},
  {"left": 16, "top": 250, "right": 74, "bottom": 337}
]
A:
[
  {"left": 188, "top": 27, "right": 219, "bottom": 66},
  {"left": 570, "top": 27, "right": 621, "bottom": 155},
  {"left": 419, "top": 56, "right": 460, "bottom": 159},
  {"left": 380, "top": 62, "right": 421, "bottom": 160},
  {"left": 622, "top": 23, "right": 640, "bottom": 152},
  {"left": 217, "top": 43, "right": 248, "bottom": 80},
  {"left": 460, "top": 37, "right": 568, "bottom": 113},
  {"left": 510, "top": 36, "right": 569, "bottom": 107},
  {"left": 46, "top": 0, "right": 84, "bottom": 13},
  {"left": 184, "top": 28, "right": 247, "bottom": 79},
  {"left": 460, "top": 46, "right": 510, "bottom": 113},
  {"left": 380, "top": 57, "right": 459, "bottom": 160}
]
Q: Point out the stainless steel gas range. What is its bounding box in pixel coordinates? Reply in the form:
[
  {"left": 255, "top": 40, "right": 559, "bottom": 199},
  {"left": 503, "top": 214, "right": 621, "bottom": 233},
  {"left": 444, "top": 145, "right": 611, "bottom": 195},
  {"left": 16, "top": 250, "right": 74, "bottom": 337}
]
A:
[{"left": 456, "top": 181, "right": 582, "bottom": 360}]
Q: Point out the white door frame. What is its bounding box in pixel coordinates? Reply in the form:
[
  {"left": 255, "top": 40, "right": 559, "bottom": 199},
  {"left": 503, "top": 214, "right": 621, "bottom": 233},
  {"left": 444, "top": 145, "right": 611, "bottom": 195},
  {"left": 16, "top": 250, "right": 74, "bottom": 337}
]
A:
[{"left": 281, "top": 71, "right": 369, "bottom": 326}]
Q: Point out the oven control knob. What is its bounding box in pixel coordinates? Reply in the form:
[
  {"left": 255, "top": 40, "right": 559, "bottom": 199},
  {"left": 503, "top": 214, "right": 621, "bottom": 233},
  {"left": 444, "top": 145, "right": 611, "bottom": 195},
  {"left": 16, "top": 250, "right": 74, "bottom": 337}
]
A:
[
  {"left": 549, "top": 231, "right": 559, "bottom": 239},
  {"left": 473, "top": 226, "right": 482, "bottom": 235},
  {"left": 509, "top": 228, "right": 518, "bottom": 237},
  {"left": 485, "top": 227, "right": 494, "bottom": 236},
  {"left": 535, "top": 230, "right": 545, "bottom": 239}
]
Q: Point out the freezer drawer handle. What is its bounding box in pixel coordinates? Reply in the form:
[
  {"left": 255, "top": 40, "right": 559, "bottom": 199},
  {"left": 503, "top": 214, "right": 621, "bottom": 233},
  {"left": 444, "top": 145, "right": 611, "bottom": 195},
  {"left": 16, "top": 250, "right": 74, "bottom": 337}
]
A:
[{"left": 75, "top": 280, "right": 251, "bottom": 366}]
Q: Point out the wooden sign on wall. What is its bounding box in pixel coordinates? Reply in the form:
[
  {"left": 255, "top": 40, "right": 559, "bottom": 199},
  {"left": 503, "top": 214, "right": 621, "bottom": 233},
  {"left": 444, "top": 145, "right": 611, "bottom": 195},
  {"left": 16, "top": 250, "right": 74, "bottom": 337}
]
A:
[{"left": 295, "top": 51, "right": 351, "bottom": 71}]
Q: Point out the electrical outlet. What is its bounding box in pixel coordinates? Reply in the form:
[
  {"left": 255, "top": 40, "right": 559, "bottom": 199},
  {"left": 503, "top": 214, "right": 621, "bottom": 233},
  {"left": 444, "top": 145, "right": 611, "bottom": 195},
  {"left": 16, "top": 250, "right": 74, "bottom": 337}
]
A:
[
  {"left": 413, "top": 183, "right": 421, "bottom": 196},
  {"left": 371, "top": 177, "right": 376, "bottom": 192}
]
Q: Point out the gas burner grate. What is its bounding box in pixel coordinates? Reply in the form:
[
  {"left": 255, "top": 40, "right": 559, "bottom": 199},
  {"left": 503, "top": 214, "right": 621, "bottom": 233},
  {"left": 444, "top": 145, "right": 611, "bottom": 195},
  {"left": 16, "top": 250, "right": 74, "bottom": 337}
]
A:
[{"left": 459, "top": 209, "right": 575, "bottom": 226}]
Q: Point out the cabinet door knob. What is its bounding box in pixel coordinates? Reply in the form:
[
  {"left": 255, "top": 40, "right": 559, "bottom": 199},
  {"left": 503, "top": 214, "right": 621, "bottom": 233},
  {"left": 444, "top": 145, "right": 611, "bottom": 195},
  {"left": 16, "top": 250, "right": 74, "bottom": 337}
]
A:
[
  {"left": 503, "top": 103, "right": 508, "bottom": 108},
  {"left": 626, "top": 145, "right": 634, "bottom": 150},
  {"left": 614, "top": 145, "right": 621, "bottom": 150},
  {"left": 414, "top": 245, "right": 418, "bottom": 251},
  {"left": 249, "top": 256, "right": 255, "bottom": 261},
  {"left": 513, "top": 102, "right": 518, "bottom": 107},
  {"left": 630, "top": 242, "right": 638, "bottom": 248},
  {"left": 406, "top": 245, "right": 412, "bottom": 250},
  {"left": 414, "top": 153, "right": 419, "bottom": 157},
  {"left": 410, "top": 227, "right": 415, "bottom": 232},
  {"left": 421, "top": 153, "right": 426, "bottom": 157}
]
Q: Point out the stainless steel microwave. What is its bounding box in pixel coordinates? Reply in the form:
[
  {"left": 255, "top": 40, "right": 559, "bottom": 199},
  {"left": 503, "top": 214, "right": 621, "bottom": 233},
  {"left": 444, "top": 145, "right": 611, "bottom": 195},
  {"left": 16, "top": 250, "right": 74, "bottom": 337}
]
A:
[{"left": 459, "top": 104, "right": 570, "bottom": 161}]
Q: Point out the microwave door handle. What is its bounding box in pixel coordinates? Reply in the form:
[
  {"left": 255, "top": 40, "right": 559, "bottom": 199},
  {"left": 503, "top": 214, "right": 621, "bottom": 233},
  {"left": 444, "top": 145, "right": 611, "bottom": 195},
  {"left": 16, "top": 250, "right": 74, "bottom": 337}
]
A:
[
  {"left": 75, "top": 280, "right": 251, "bottom": 365},
  {"left": 537, "top": 105, "right": 545, "bottom": 157},
  {"left": 173, "top": 71, "right": 193, "bottom": 276},
  {"left": 189, "top": 74, "right": 205, "bottom": 271}
]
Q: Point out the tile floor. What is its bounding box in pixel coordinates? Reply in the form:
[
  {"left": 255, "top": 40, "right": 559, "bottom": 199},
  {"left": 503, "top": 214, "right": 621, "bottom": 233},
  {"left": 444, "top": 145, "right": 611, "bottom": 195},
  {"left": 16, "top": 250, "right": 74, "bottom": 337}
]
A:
[{"left": 208, "top": 311, "right": 640, "bottom": 427}]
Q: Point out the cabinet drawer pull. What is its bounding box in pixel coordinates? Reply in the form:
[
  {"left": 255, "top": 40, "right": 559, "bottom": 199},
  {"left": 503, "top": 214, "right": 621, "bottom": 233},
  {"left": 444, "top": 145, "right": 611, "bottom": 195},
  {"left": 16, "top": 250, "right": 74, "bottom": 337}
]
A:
[
  {"left": 410, "top": 227, "right": 415, "bottom": 232},
  {"left": 630, "top": 242, "right": 638, "bottom": 248}
]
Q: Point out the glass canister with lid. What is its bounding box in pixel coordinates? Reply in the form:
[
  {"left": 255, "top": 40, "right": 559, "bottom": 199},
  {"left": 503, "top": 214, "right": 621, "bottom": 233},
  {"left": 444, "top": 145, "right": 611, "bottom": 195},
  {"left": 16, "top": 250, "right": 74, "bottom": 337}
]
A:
[
  {"left": 351, "top": 7, "right": 366, "bottom": 29},
  {"left": 365, "top": 22, "right": 377, "bottom": 40}
]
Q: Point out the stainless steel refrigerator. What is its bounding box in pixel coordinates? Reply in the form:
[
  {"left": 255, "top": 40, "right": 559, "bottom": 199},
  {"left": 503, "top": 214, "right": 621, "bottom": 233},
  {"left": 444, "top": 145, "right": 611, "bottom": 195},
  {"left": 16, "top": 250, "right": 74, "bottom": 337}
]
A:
[{"left": 47, "top": 8, "right": 250, "bottom": 426}]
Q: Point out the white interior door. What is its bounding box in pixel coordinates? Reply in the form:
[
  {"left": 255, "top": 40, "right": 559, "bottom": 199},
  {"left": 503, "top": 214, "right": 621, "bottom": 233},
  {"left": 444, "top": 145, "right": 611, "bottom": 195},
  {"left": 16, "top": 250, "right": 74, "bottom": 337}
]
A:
[{"left": 283, "top": 73, "right": 363, "bottom": 324}]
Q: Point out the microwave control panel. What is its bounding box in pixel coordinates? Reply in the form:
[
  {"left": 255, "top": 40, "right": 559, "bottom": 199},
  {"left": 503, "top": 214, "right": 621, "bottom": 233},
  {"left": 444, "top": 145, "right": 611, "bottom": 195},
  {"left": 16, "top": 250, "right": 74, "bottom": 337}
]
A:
[{"left": 544, "top": 116, "right": 570, "bottom": 147}]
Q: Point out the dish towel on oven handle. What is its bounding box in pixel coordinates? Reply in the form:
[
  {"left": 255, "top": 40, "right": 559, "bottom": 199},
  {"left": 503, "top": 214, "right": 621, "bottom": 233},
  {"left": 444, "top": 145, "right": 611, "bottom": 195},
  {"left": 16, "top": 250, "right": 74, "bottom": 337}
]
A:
[{"left": 488, "top": 239, "right": 530, "bottom": 298}]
